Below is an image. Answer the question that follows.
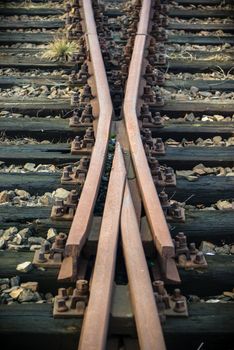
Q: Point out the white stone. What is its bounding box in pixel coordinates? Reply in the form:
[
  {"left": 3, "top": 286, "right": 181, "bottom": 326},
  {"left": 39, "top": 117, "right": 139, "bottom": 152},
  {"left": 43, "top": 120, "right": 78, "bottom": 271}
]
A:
[
  {"left": 53, "top": 188, "right": 70, "bottom": 200},
  {"left": 24, "top": 163, "right": 36, "bottom": 172},
  {"left": 39, "top": 192, "right": 53, "bottom": 206},
  {"left": 0, "top": 191, "right": 10, "bottom": 204},
  {"left": 15, "top": 189, "right": 30, "bottom": 199},
  {"left": 3, "top": 227, "right": 18, "bottom": 240},
  {"left": 9, "top": 287, "right": 23, "bottom": 299},
  {"left": 29, "top": 245, "right": 41, "bottom": 252},
  {"left": 47, "top": 228, "right": 57, "bottom": 242},
  {"left": 16, "top": 261, "right": 33, "bottom": 273},
  {"left": 18, "top": 228, "right": 31, "bottom": 239},
  {"left": 21, "top": 281, "right": 38, "bottom": 292},
  {"left": 12, "top": 233, "right": 23, "bottom": 245}
]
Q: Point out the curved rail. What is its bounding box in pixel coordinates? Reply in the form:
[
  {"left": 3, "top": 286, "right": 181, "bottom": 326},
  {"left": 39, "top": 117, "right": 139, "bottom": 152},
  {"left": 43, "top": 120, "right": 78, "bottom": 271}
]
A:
[
  {"left": 123, "top": 0, "right": 174, "bottom": 259},
  {"left": 60, "top": 0, "right": 113, "bottom": 277}
]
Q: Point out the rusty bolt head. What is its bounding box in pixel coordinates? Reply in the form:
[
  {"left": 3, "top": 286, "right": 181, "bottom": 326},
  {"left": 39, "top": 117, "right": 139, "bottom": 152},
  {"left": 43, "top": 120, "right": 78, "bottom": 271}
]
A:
[
  {"left": 62, "top": 169, "right": 72, "bottom": 181},
  {"left": 55, "top": 233, "right": 67, "bottom": 249},
  {"left": 57, "top": 297, "right": 68, "bottom": 312},
  {"left": 174, "top": 300, "right": 186, "bottom": 313},
  {"left": 143, "top": 86, "right": 152, "bottom": 96},
  {"left": 189, "top": 242, "right": 197, "bottom": 254},
  {"left": 145, "top": 64, "right": 153, "bottom": 75},
  {"left": 173, "top": 207, "right": 184, "bottom": 219},
  {"left": 194, "top": 251, "right": 206, "bottom": 265},
  {"left": 65, "top": 3, "right": 71, "bottom": 12},
  {"left": 159, "top": 191, "right": 169, "bottom": 206},
  {"left": 37, "top": 250, "right": 47, "bottom": 263},
  {"left": 153, "top": 280, "right": 166, "bottom": 295},
  {"left": 76, "top": 280, "right": 89, "bottom": 294},
  {"left": 172, "top": 288, "right": 182, "bottom": 301},
  {"left": 42, "top": 240, "right": 51, "bottom": 254},
  {"left": 79, "top": 156, "right": 89, "bottom": 169},
  {"left": 58, "top": 288, "right": 68, "bottom": 300},
  {"left": 67, "top": 189, "right": 79, "bottom": 204},
  {"left": 71, "top": 91, "right": 79, "bottom": 106}
]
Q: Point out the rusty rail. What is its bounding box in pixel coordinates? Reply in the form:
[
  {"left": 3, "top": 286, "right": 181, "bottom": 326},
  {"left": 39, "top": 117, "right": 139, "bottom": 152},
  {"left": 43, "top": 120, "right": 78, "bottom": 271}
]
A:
[
  {"left": 59, "top": 0, "right": 113, "bottom": 280},
  {"left": 121, "top": 181, "right": 166, "bottom": 350},
  {"left": 78, "top": 143, "right": 126, "bottom": 350},
  {"left": 123, "top": 0, "right": 175, "bottom": 260},
  {"left": 58, "top": 0, "right": 175, "bottom": 347}
]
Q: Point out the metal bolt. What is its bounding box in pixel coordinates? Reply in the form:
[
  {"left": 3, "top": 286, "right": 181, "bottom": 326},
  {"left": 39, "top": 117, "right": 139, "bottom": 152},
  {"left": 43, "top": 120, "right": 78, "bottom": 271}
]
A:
[
  {"left": 37, "top": 250, "right": 47, "bottom": 263},
  {"left": 172, "top": 288, "right": 182, "bottom": 301},
  {"left": 55, "top": 233, "right": 67, "bottom": 249},
  {"left": 71, "top": 91, "right": 79, "bottom": 106},
  {"left": 66, "top": 190, "right": 79, "bottom": 205},
  {"left": 42, "top": 240, "right": 51, "bottom": 254},
  {"left": 76, "top": 280, "right": 89, "bottom": 295},
  {"left": 172, "top": 206, "right": 184, "bottom": 220},
  {"left": 56, "top": 297, "right": 68, "bottom": 312},
  {"left": 174, "top": 300, "right": 186, "bottom": 313},
  {"left": 62, "top": 169, "right": 72, "bottom": 181},
  {"left": 72, "top": 136, "right": 81, "bottom": 150},
  {"left": 58, "top": 288, "right": 68, "bottom": 300},
  {"left": 176, "top": 232, "right": 187, "bottom": 248},
  {"left": 155, "top": 138, "right": 165, "bottom": 153},
  {"left": 152, "top": 280, "right": 166, "bottom": 296},
  {"left": 194, "top": 251, "right": 206, "bottom": 265},
  {"left": 159, "top": 191, "right": 170, "bottom": 207},
  {"left": 189, "top": 242, "right": 197, "bottom": 254}
]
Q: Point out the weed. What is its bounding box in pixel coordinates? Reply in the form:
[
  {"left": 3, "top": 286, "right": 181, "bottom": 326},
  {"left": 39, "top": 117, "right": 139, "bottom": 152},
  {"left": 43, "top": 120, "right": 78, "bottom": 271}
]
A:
[{"left": 41, "top": 38, "right": 78, "bottom": 61}]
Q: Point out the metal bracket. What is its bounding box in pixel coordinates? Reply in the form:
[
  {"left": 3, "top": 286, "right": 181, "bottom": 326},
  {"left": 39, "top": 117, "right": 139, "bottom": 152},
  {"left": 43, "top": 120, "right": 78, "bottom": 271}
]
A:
[
  {"left": 33, "top": 233, "right": 67, "bottom": 268},
  {"left": 174, "top": 232, "right": 208, "bottom": 269},
  {"left": 53, "top": 280, "right": 89, "bottom": 319},
  {"left": 153, "top": 281, "right": 188, "bottom": 320}
]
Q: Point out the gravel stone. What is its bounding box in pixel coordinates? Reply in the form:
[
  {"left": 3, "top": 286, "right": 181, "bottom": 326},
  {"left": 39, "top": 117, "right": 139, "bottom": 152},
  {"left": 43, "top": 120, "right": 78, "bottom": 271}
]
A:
[
  {"left": 15, "top": 189, "right": 30, "bottom": 199},
  {"left": 18, "top": 228, "right": 31, "bottom": 239},
  {"left": 53, "top": 188, "right": 70, "bottom": 200},
  {"left": 24, "top": 163, "right": 36, "bottom": 172},
  {"left": 3, "top": 227, "right": 18, "bottom": 241},
  {"left": 21, "top": 282, "right": 38, "bottom": 292},
  {"left": 0, "top": 190, "right": 11, "bottom": 203},
  {"left": 193, "top": 163, "right": 206, "bottom": 175},
  {"left": 12, "top": 233, "right": 23, "bottom": 245},
  {"left": 199, "top": 241, "right": 215, "bottom": 254},
  {"left": 47, "top": 228, "right": 57, "bottom": 242},
  {"left": 16, "top": 261, "right": 33, "bottom": 273},
  {"left": 28, "top": 237, "right": 45, "bottom": 245},
  {"left": 29, "top": 245, "right": 41, "bottom": 252},
  {"left": 215, "top": 245, "right": 230, "bottom": 255}
]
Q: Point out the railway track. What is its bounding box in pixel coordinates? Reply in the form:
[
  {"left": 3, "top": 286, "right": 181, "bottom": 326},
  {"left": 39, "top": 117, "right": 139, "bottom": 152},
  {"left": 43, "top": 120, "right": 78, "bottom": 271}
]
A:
[{"left": 0, "top": 0, "right": 234, "bottom": 349}]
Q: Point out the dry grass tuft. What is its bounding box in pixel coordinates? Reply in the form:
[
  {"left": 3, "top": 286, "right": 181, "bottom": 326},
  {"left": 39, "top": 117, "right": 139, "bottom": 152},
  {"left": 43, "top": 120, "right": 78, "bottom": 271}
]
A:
[{"left": 41, "top": 38, "right": 78, "bottom": 61}]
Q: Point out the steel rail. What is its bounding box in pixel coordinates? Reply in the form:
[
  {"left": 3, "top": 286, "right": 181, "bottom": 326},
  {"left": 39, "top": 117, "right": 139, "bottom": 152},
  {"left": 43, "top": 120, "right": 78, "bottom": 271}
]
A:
[
  {"left": 121, "top": 181, "right": 166, "bottom": 350},
  {"left": 59, "top": 0, "right": 113, "bottom": 280},
  {"left": 78, "top": 143, "right": 126, "bottom": 350},
  {"left": 123, "top": 0, "right": 175, "bottom": 259}
]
